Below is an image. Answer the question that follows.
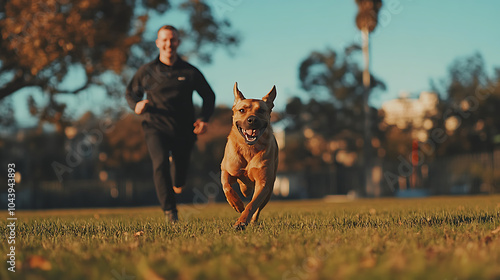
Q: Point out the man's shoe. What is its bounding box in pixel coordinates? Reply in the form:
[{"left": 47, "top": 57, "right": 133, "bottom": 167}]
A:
[{"left": 165, "top": 210, "right": 178, "bottom": 223}]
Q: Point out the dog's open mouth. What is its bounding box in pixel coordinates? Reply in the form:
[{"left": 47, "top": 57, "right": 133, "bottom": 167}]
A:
[
  {"left": 237, "top": 124, "right": 267, "bottom": 145},
  {"left": 239, "top": 127, "right": 260, "bottom": 144}
]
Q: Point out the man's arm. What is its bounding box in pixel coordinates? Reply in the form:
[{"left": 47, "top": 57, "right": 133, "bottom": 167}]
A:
[
  {"left": 125, "top": 69, "right": 147, "bottom": 113},
  {"left": 193, "top": 68, "right": 216, "bottom": 123},
  {"left": 193, "top": 69, "right": 215, "bottom": 135}
]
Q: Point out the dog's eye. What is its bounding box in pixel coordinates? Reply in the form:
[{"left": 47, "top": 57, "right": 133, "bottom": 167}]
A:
[
  {"left": 257, "top": 108, "right": 265, "bottom": 114},
  {"left": 239, "top": 108, "right": 245, "bottom": 113}
]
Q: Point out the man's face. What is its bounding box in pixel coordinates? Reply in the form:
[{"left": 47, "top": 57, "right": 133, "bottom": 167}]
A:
[{"left": 156, "top": 29, "right": 180, "bottom": 59}]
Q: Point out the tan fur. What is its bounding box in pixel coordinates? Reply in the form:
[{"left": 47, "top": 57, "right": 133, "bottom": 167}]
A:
[{"left": 221, "top": 83, "right": 278, "bottom": 230}]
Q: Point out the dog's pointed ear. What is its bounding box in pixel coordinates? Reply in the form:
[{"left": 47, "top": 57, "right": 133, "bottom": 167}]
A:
[
  {"left": 233, "top": 82, "right": 245, "bottom": 105},
  {"left": 262, "top": 85, "right": 277, "bottom": 110}
]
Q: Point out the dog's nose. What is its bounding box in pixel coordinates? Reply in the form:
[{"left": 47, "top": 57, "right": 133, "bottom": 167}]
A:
[{"left": 247, "top": 116, "right": 257, "bottom": 124}]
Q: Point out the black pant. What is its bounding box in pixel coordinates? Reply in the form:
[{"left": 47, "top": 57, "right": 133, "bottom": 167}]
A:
[{"left": 145, "top": 130, "right": 194, "bottom": 212}]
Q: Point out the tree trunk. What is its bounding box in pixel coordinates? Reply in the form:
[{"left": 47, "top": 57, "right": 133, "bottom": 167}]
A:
[
  {"left": 361, "top": 27, "right": 372, "bottom": 197},
  {"left": 361, "top": 28, "right": 370, "bottom": 88}
]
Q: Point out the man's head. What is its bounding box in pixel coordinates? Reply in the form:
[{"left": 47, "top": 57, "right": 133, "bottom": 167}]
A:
[{"left": 156, "top": 25, "right": 180, "bottom": 63}]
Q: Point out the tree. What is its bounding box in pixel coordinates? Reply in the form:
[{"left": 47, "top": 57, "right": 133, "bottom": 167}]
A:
[
  {"left": 354, "top": 0, "right": 382, "bottom": 196},
  {"left": 424, "top": 53, "right": 500, "bottom": 193},
  {"left": 283, "top": 45, "right": 385, "bottom": 193},
  {"left": 355, "top": 0, "right": 382, "bottom": 88},
  {"left": 0, "top": 0, "right": 239, "bottom": 129},
  {"left": 299, "top": 45, "right": 385, "bottom": 107},
  {"left": 297, "top": 45, "right": 385, "bottom": 139},
  {"left": 298, "top": 45, "right": 385, "bottom": 146},
  {"left": 430, "top": 53, "right": 500, "bottom": 155},
  {"left": 282, "top": 97, "right": 339, "bottom": 172}
]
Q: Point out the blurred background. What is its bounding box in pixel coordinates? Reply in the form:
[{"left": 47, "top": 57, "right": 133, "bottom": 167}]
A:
[{"left": 1, "top": 0, "right": 499, "bottom": 209}]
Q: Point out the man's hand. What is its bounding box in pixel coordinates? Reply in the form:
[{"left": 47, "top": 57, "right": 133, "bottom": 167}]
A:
[
  {"left": 193, "top": 119, "right": 208, "bottom": 135},
  {"left": 134, "top": 100, "right": 149, "bottom": 115}
]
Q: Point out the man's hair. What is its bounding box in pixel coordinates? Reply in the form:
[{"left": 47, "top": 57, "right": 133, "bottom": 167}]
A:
[{"left": 157, "top": 25, "right": 179, "bottom": 36}]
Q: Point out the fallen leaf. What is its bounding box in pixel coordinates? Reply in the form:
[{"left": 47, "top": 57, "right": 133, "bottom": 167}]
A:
[
  {"left": 134, "top": 231, "right": 144, "bottom": 237},
  {"left": 491, "top": 226, "right": 500, "bottom": 235},
  {"left": 360, "top": 257, "right": 376, "bottom": 268},
  {"left": 26, "top": 255, "right": 52, "bottom": 271}
]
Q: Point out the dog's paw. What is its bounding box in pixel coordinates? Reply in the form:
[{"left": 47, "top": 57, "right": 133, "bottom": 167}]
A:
[{"left": 233, "top": 221, "right": 247, "bottom": 231}]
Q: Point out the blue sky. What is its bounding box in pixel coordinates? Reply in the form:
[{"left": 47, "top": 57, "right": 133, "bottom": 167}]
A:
[
  {"left": 190, "top": 0, "right": 500, "bottom": 109},
  {"left": 9, "top": 0, "right": 500, "bottom": 126}
]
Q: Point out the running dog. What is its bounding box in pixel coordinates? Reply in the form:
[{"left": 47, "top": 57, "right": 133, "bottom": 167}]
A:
[{"left": 220, "top": 82, "right": 278, "bottom": 230}]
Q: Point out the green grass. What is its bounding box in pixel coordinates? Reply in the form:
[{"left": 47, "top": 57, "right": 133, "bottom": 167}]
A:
[{"left": 2, "top": 195, "right": 500, "bottom": 280}]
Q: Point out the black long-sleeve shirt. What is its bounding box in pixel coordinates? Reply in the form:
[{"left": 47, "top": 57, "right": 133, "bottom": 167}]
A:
[{"left": 126, "top": 56, "right": 216, "bottom": 138}]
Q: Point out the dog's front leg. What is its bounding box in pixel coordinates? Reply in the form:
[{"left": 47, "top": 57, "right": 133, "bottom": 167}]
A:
[
  {"left": 250, "top": 190, "right": 272, "bottom": 223},
  {"left": 233, "top": 176, "right": 271, "bottom": 230},
  {"left": 221, "top": 170, "right": 245, "bottom": 213}
]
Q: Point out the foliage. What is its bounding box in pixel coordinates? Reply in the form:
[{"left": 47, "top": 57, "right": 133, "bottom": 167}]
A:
[
  {"left": 0, "top": 96, "right": 15, "bottom": 129},
  {"left": 430, "top": 53, "right": 500, "bottom": 155},
  {"left": 2, "top": 195, "right": 500, "bottom": 279},
  {"left": 355, "top": 0, "right": 383, "bottom": 33},
  {"left": 283, "top": 45, "right": 386, "bottom": 171},
  {"left": 298, "top": 45, "right": 385, "bottom": 107},
  {"left": 179, "top": 0, "right": 239, "bottom": 64}
]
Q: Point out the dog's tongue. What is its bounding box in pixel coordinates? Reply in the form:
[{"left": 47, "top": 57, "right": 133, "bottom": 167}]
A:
[{"left": 246, "top": 129, "right": 257, "bottom": 136}]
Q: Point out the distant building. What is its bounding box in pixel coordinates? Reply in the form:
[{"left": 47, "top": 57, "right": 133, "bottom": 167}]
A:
[{"left": 381, "top": 91, "right": 439, "bottom": 142}]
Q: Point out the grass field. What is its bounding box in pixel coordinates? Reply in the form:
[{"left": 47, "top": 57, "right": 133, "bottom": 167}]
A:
[{"left": 2, "top": 195, "right": 500, "bottom": 280}]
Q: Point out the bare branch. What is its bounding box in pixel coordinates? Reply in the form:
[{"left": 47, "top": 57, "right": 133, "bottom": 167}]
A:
[
  {"left": 0, "top": 71, "right": 28, "bottom": 100},
  {"left": 53, "top": 78, "right": 92, "bottom": 95}
]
